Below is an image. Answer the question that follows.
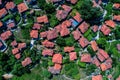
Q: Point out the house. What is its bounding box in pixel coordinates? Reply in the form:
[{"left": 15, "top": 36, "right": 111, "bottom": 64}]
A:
[
  {"left": 32, "top": 23, "right": 42, "bottom": 30},
  {"left": 100, "top": 63, "right": 112, "bottom": 71},
  {"left": 17, "top": 3, "right": 28, "bottom": 13},
  {"left": 69, "top": 52, "right": 77, "bottom": 61},
  {"left": 62, "top": 20, "right": 71, "bottom": 28},
  {"left": 12, "top": 48, "right": 19, "bottom": 55},
  {"left": 60, "top": 27, "right": 70, "bottom": 37},
  {"left": 81, "top": 53, "right": 91, "bottom": 63},
  {"left": 96, "top": 52, "right": 105, "bottom": 62},
  {"left": 0, "top": 21, "right": 3, "bottom": 28},
  {"left": 117, "top": 44, "right": 120, "bottom": 51},
  {"left": 37, "top": 15, "right": 49, "bottom": 24},
  {"left": 30, "top": 30, "right": 38, "bottom": 39},
  {"left": 48, "top": 66, "right": 60, "bottom": 74},
  {"left": 100, "top": 24, "right": 111, "bottom": 35},
  {"left": 92, "top": 75, "right": 102, "bottom": 80},
  {"left": 64, "top": 46, "right": 75, "bottom": 53},
  {"left": 113, "top": 3, "right": 120, "bottom": 9},
  {"left": 66, "top": 0, "right": 78, "bottom": 4},
  {"left": 56, "top": 10, "right": 68, "bottom": 21},
  {"left": 62, "top": 5, "right": 72, "bottom": 12},
  {"left": 0, "top": 30, "right": 12, "bottom": 41},
  {"left": 73, "top": 12, "right": 82, "bottom": 23},
  {"left": 92, "top": 25, "right": 99, "bottom": 32},
  {"left": 15, "top": 53, "right": 21, "bottom": 59},
  {"left": 78, "top": 21, "right": 89, "bottom": 33},
  {"left": 48, "top": 0, "right": 62, "bottom": 4},
  {"left": 54, "top": 24, "right": 62, "bottom": 33},
  {"left": 72, "top": 29, "right": 82, "bottom": 40},
  {"left": 53, "top": 63, "right": 62, "bottom": 70},
  {"left": 0, "top": 8, "right": 7, "bottom": 18},
  {"left": 52, "top": 53, "right": 62, "bottom": 64},
  {"left": 78, "top": 37, "right": 89, "bottom": 48},
  {"left": 6, "top": 20, "right": 16, "bottom": 30},
  {"left": 42, "top": 49, "right": 54, "bottom": 56},
  {"left": 116, "top": 76, "right": 120, "bottom": 80},
  {"left": 98, "top": 49, "right": 109, "bottom": 59},
  {"left": 40, "top": 31, "right": 47, "bottom": 38},
  {"left": 105, "top": 58, "right": 112, "bottom": 64},
  {"left": 5, "top": 2, "right": 15, "bottom": 10},
  {"left": 11, "top": 40, "right": 17, "bottom": 47},
  {"left": 113, "top": 15, "right": 120, "bottom": 22},
  {"left": 22, "top": 57, "right": 32, "bottom": 67},
  {"left": 42, "top": 40, "right": 55, "bottom": 48},
  {"left": 47, "top": 29, "right": 58, "bottom": 40},
  {"left": 90, "top": 41, "right": 98, "bottom": 51},
  {"left": 18, "top": 43, "right": 26, "bottom": 50},
  {"left": 105, "top": 20, "right": 116, "bottom": 28},
  {"left": 92, "top": 57, "right": 100, "bottom": 67}
]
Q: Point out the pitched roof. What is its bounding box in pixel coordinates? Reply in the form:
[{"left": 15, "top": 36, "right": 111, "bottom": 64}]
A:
[
  {"left": 48, "top": 66, "right": 60, "bottom": 74},
  {"left": 64, "top": 46, "right": 75, "bottom": 53},
  {"left": 73, "top": 12, "right": 82, "bottom": 22},
  {"left": 52, "top": 53, "right": 62, "bottom": 64},
  {"left": 12, "top": 48, "right": 19, "bottom": 55},
  {"left": 113, "top": 3, "right": 120, "bottom": 9},
  {"left": 92, "top": 57, "right": 100, "bottom": 67},
  {"left": 0, "top": 8, "right": 7, "bottom": 18},
  {"left": 105, "top": 20, "right": 116, "bottom": 28},
  {"left": 11, "top": 40, "right": 17, "bottom": 47},
  {"left": 96, "top": 52, "right": 105, "bottom": 62},
  {"left": 40, "top": 31, "right": 47, "bottom": 38},
  {"left": 78, "top": 37, "right": 89, "bottom": 48},
  {"left": 15, "top": 53, "right": 21, "bottom": 59},
  {"left": 92, "top": 75, "right": 102, "bottom": 80},
  {"left": 7, "top": 22, "right": 15, "bottom": 29},
  {"left": 42, "top": 40, "right": 55, "bottom": 48},
  {"left": 62, "top": 5, "right": 72, "bottom": 12},
  {"left": 54, "top": 64, "right": 62, "bottom": 70},
  {"left": 0, "top": 21, "right": 3, "bottom": 27},
  {"left": 0, "top": 41, "right": 3, "bottom": 48},
  {"left": 47, "top": 29, "right": 58, "bottom": 40},
  {"left": 70, "top": 0, "right": 78, "bottom": 4},
  {"left": 30, "top": 30, "right": 38, "bottom": 39},
  {"left": 22, "top": 57, "right": 32, "bottom": 67},
  {"left": 18, "top": 43, "right": 26, "bottom": 50},
  {"left": 90, "top": 41, "right": 98, "bottom": 51},
  {"left": 113, "top": 15, "right": 120, "bottom": 21},
  {"left": 56, "top": 10, "right": 68, "bottom": 21},
  {"left": 32, "top": 23, "right": 42, "bottom": 30},
  {"left": 105, "top": 58, "right": 112, "bottom": 64},
  {"left": 100, "top": 24, "right": 111, "bottom": 35},
  {"left": 42, "top": 49, "right": 54, "bottom": 56},
  {"left": 0, "top": 30, "right": 12, "bottom": 41},
  {"left": 62, "top": 20, "right": 71, "bottom": 28},
  {"left": 100, "top": 63, "right": 112, "bottom": 71},
  {"left": 5, "top": 2, "right": 15, "bottom": 10},
  {"left": 17, "top": 3, "right": 28, "bottom": 13},
  {"left": 78, "top": 21, "right": 89, "bottom": 33},
  {"left": 72, "top": 29, "right": 82, "bottom": 40},
  {"left": 92, "top": 25, "right": 99, "bottom": 32},
  {"left": 69, "top": 52, "right": 77, "bottom": 61},
  {"left": 116, "top": 76, "right": 120, "bottom": 80},
  {"left": 37, "top": 15, "right": 49, "bottom": 23},
  {"left": 60, "top": 27, "right": 70, "bottom": 37},
  {"left": 54, "top": 24, "right": 62, "bottom": 33},
  {"left": 81, "top": 53, "right": 91, "bottom": 63},
  {"left": 98, "top": 49, "right": 109, "bottom": 59}
]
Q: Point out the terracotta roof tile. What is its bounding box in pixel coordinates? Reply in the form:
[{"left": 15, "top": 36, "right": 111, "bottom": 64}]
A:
[
  {"left": 37, "top": 15, "right": 49, "bottom": 23},
  {"left": 81, "top": 53, "right": 91, "bottom": 63},
  {"left": 18, "top": 43, "right": 26, "bottom": 50},
  {"left": 62, "top": 20, "right": 71, "bottom": 28},
  {"left": 97, "top": 52, "right": 105, "bottom": 62},
  {"left": 17, "top": 3, "right": 28, "bottom": 13},
  {"left": 5, "top": 2, "right": 15, "bottom": 10},
  {"left": 42, "top": 40, "right": 55, "bottom": 48},
  {"left": 100, "top": 24, "right": 111, "bottom": 35},
  {"left": 117, "top": 76, "right": 120, "bottom": 80},
  {"left": 11, "top": 40, "right": 17, "bottom": 47},
  {"left": 54, "top": 24, "right": 62, "bottom": 33},
  {"left": 92, "top": 57, "right": 100, "bottom": 67},
  {"left": 78, "top": 37, "right": 89, "bottom": 48},
  {"left": 0, "top": 8, "right": 7, "bottom": 18},
  {"left": 78, "top": 21, "right": 89, "bottom": 33},
  {"left": 113, "top": 3, "right": 120, "bottom": 9},
  {"left": 64, "top": 46, "right": 75, "bottom": 53},
  {"left": 30, "top": 30, "right": 38, "bottom": 39},
  {"left": 15, "top": 53, "right": 21, "bottom": 59},
  {"left": 62, "top": 5, "right": 72, "bottom": 12},
  {"left": 22, "top": 57, "right": 32, "bottom": 67},
  {"left": 113, "top": 15, "right": 120, "bottom": 21},
  {"left": 69, "top": 52, "right": 77, "bottom": 61},
  {"left": 47, "top": 29, "right": 58, "bottom": 40},
  {"left": 56, "top": 10, "right": 68, "bottom": 21},
  {"left": 60, "top": 27, "right": 70, "bottom": 37},
  {"left": 54, "top": 64, "right": 62, "bottom": 70},
  {"left": 90, "top": 41, "right": 98, "bottom": 51},
  {"left": 52, "top": 53, "right": 62, "bottom": 64},
  {"left": 73, "top": 12, "right": 82, "bottom": 22},
  {"left": 98, "top": 49, "right": 109, "bottom": 59},
  {"left": 32, "top": 23, "right": 42, "bottom": 30},
  {"left": 105, "top": 20, "right": 116, "bottom": 28},
  {"left": 92, "top": 75, "right": 102, "bottom": 80},
  {"left": 0, "top": 41, "right": 3, "bottom": 48},
  {"left": 40, "top": 31, "right": 47, "bottom": 38},
  {"left": 72, "top": 29, "right": 82, "bottom": 40},
  {"left": 42, "top": 49, "right": 54, "bottom": 56},
  {"left": 92, "top": 25, "right": 99, "bottom": 32},
  {"left": 7, "top": 22, "right": 15, "bottom": 29},
  {"left": 12, "top": 48, "right": 19, "bottom": 55},
  {"left": 0, "top": 21, "right": 3, "bottom": 27},
  {"left": 0, "top": 30, "right": 12, "bottom": 41}
]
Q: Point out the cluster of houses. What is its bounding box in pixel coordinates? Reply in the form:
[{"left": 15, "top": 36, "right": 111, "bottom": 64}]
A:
[{"left": 0, "top": 0, "right": 120, "bottom": 80}]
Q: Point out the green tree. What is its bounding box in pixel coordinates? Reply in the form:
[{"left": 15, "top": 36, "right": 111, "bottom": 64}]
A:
[{"left": 56, "top": 37, "right": 66, "bottom": 46}]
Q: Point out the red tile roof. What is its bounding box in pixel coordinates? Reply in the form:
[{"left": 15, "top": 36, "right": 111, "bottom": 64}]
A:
[
  {"left": 0, "top": 8, "right": 7, "bottom": 18},
  {"left": 90, "top": 41, "right": 98, "bottom": 51},
  {"left": 73, "top": 12, "right": 82, "bottom": 22},
  {"left": 97, "top": 52, "right": 105, "bottom": 62},
  {"left": 92, "top": 25, "right": 99, "bottom": 32},
  {"left": 18, "top": 43, "right": 26, "bottom": 50},
  {"left": 47, "top": 29, "right": 58, "bottom": 40},
  {"left": 54, "top": 64, "right": 62, "bottom": 70},
  {"left": 0, "top": 21, "right": 3, "bottom": 27},
  {"left": 12, "top": 48, "right": 19, "bottom": 55},
  {"left": 113, "top": 3, "right": 120, "bottom": 9},
  {"left": 42, "top": 49, "right": 54, "bottom": 56},
  {"left": 40, "top": 31, "right": 47, "bottom": 38},
  {"left": 62, "top": 20, "right": 71, "bottom": 28},
  {"left": 62, "top": 5, "right": 72, "bottom": 12},
  {"left": 56, "top": 10, "right": 68, "bottom": 21},
  {"left": 42, "top": 40, "right": 55, "bottom": 48},
  {"left": 17, "top": 3, "right": 28, "bottom": 13},
  {"left": 69, "top": 52, "right": 77, "bottom": 61},
  {"left": 54, "top": 24, "right": 62, "bottom": 33},
  {"left": 105, "top": 20, "right": 116, "bottom": 28},
  {"left": 72, "top": 29, "right": 82, "bottom": 40},
  {"left": 32, "top": 23, "right": 42, "bottom": 30},
  {"left": 37, "top": 15, "right": 49, "bottom": 23},
  {"left": 5, "top": 2, "right": 15, "bottom": 10},
  {"left": 30, "top": 30, "right": 38, "bottom": 39},
  {"left": 78, "top": 21, "right": 89, "bottom": 33},
  {"left": 92, "top": 75, "right": 102, "bottom": 80},
  {"left": 0, "top": 41, "right": 3, "bottom": 48},
  {"left": 70, "top": 0, "right": 78, "bottom": 4},
  {"left": 15, "top": 53, "right": 21, "bottom": 59},
  {"left": 100, "top": 63, "right": 112, "bottom": 71},
  {"left": 105, "top": 58, "right": 112, "bottom": 64},
  {"left": 7, "top": 22, "right": 15, "bottom": 29},
  {"left": 11, "top": 40, "right": 17, "bottom": 47},
  {"left": 78, "top": 37, "right": 89, "bottom": 48},
  {"left": 22, "top": 57, "right": 32, "bottom": 67},
  {"left": 81, "top": 53, "right": 91, "bottom": 63},
  {"left": 52, "top": 53, "right": 62, "bottom": 64},
  {"left": 117, "top": 76, "right": 120, "bottom": 80},
  {"left": 60, "top": 27, "right": 70, "bottom": 37},
  {"left": 98, "top": 49, "right": 109, "bottom": 59},
  {"left": 92, "top": 57, "right": 100, "bottom": 67},
  {"left": 64, "top": 46, "right": 75, "bottom": 53},
  {"left": 0, "top": 30, "right": 12, "bottom": 41},
  {"left": 113, "top": 15, "right": 120, "bottom": 21},
  {"left": 100, "top": 24, "right": 111, "bottom": 35}
]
